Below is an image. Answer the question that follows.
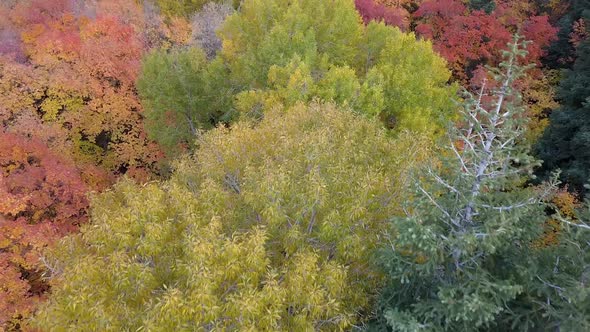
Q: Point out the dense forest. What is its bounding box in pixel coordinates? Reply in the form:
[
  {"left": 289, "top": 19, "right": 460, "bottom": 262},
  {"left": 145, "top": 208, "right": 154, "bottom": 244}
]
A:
[{"left": 1, "top": 0, "right": 589, "bottom": 330}]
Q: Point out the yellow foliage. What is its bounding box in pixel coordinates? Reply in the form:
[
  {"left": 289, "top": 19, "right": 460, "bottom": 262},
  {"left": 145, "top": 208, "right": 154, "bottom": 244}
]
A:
[{"left": 34, "top": 102, "right": 430, "bottom": 330}]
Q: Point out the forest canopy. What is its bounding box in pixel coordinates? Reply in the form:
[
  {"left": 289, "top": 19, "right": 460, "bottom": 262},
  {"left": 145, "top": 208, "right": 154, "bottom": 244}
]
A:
[
  {"left": 33, "top": 102, "right": 430, "bottom": 330},
  {"left": 138, "top": 0, "right": 457, "bottom": 157},
  {"left": 2, "top": 0, "right": 590, "bottom": 331}
]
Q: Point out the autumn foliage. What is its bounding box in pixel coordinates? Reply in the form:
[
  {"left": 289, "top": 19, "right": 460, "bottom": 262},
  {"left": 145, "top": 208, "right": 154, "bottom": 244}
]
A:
[
  {"left": 33, "top": 102, "right": 430, "bottom": 330},
  {"left": 356, "top": 0, "right": 559, "bottom": 141},
  {"left": 0, "top": 132, "right": 88, "bottom": 328},
  {"left": 0, "top": 0, "right": 182, "bottom": 328},
  {"left": 355, "top": 0, "right": 410, "bottom": 30},
  {"left": 1, "top": 0, "right": 588, "bottom": 330}
]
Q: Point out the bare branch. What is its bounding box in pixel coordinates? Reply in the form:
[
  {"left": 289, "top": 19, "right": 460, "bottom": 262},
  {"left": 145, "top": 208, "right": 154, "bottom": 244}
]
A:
[{"left": 417, "top": 184, "right": 458, "bottom": 227}]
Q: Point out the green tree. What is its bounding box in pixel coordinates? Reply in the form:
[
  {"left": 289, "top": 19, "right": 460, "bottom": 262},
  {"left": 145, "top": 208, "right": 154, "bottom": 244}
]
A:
[
  {"left": 140, "top": 0, "right": 456, "bottom": 148},
  {"left": 34, "top": 102, "right": 430, "bottom": 330},
  {"left": 218, "top": 0, "right": 457, "bottom": 136},
  {"left": 372, "top": 36, "right": 589, "bottom": 331},
  {"left": 137, "top": 47, "right": 232, "bottom": 156},
  {"left": 537, "top": 36, "right": 590, "bottom": 194}
]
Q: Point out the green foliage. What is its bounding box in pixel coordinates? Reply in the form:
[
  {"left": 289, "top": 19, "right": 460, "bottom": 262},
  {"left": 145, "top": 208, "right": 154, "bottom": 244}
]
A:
[
  {"left": 154, "top": 0, "right": 240, "bottom": 18},
  {"left": 218, "top": 0, "right": 457, "bottom": 136},
  {"left": 469, "top": 0, "right": 496, "bottom": 14},
  {"left": 138, "top": 47, "right": 232, "bottom": 156},
  {"left": 537, "top": 37, "right": 590, "bottom": 194},
  {"left": 139, "top": 0, "right": 456, "bottom": 149},
  {"left": 532, "top": 200, "right": 590, "bottom": 330},
  {"left": 34, "top": 102, "right": 430, "bottom": 330},
  {"left": 372, "top": 36, "right": 590, "bottom": 331},
  {"left": 155, "top": 0, "right": 209, "bottom": 17}
]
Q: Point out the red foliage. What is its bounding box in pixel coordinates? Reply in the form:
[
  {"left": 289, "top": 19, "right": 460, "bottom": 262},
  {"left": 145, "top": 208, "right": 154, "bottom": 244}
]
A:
[
  {"left": 0, "top": 132, "right": 88, "bottom": 328},
  {"left": 569, "top": 18, "right": 589, "bottom": 49},
  {"left": 79, "top": 15, "right": 142, "bottom": 85},
  {"left": 355, "top": 0, "right": 409, "bottom": 30},
  {"left": 414, "top": 0, "right": 465, "bottom": 21},
  {"left": 356, "top": 0, "right": 558, "bottom": 83},
  {"left": 0, "top": 1, "right": 166, "bottom": 327},
  {"left": 414, "top": 0, "right": 557, "bottom": 83},
  {"left": 522, "top": 15, "right": 559, "bottom": 65},
  {"left": 0, "top": 133, "right": 88, "bottom": 228}
]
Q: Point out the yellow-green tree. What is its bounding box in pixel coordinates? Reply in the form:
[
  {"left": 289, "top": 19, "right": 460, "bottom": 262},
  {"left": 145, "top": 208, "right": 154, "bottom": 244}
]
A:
[
  {"left": 220, "top": 0, "right": 457, "bottom": 136},
  {"left": 34, "top": 102, "right": 429, "bottom": 330},
  {"left": 138, "top": 0, "right": 457, "bottom": 153}
]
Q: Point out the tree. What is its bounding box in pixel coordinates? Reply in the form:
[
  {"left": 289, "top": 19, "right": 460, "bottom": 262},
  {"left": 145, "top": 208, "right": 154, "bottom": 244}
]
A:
[
  {"left": 138, "top": 47, "right": 232, "bottom": 156},
  {"left": 154, "top": 0, "right": 236, "bottom": 18},
  {"left": 155, "top": 0, "right": 208, "bottom": 17},
  {"left": 414, "top": 0, "right": 557, "bottom": 83},
  {"left": 355, "top": 0, "right": 410, "bottom": 30},
  {"left": 218, "top": 0, "right": 457, "bottom": 136},
  {"left": 469, "top": 0, "right": 495, "bottom": 13},
  {"left": 33, "top": 102, "right": 431, "bottom": 330},
  {"left": 190, "top": 1, "right": 234, "bottom": 59},
  {"left": 0, "top": 1, "right": 169, "bottom": 327},
  {"left": 0, "top": 132, "right": 89, "bottom": 330},
  {"left": 537, "top": 36, "right": 590, "bottom": 194},
  {"left": 138, "top": 0, "right": 456, "bottom": 148},
  {"left": 411, "top": 0, "right": 558, "bottom": 142},
  {"left": 2, "top": 0, "right": 164, "bottom": 180},
  {"left": 372, "top": 36, "right": 588, "bottom": 331},
  {"left": 544, "top": 0, "right": 590, "bottom": 68}
]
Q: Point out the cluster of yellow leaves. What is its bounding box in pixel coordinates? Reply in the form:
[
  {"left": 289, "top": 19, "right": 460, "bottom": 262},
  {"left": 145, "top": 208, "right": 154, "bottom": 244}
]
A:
[
  {"left": 34, "top": 102, "right": 430, "bottom": 330},
  {"left": 521, "top": 70, "right": 560, "bottom": 143}
]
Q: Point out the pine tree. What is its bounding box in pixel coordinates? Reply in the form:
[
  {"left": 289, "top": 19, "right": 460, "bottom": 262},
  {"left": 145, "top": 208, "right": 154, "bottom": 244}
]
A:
[
  {"left": 537, "top": 36, "right": 590, "bottom": 194},
  {"left": 373, "top": 36, "right": 571, "bottom": 331}
]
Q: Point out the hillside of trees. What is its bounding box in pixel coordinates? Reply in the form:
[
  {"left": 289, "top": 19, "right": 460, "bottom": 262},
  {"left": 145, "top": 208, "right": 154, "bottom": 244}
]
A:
[{"left": 1, "top": 0, "right": 589, "bottom": 331}]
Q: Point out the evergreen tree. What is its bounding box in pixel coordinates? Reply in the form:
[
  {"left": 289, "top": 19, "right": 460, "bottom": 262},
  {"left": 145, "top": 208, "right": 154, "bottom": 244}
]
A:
[
  {"left": 372, "top": 36, "right": 589, "bottom": 331},
  {"left": 544, "top": 0, "right": 590, "bottom": 69},
  {"left": 537, "top": 35, "right": 590, "bottom": 194}
]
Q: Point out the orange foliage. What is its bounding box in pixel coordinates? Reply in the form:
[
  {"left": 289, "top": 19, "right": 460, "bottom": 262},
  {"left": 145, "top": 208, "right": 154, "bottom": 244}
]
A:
[
  {"left": 533, "top": 188, "right": 580, "bottom": 248},
  {"left": 0, "top": 132, "right": 89, "bottom": 329},
  {"left": 2, "top": 0, "right": 165, "bottom": 179},
  {"left": 0, "top": 0, "right": 181, "bottom": 328}
]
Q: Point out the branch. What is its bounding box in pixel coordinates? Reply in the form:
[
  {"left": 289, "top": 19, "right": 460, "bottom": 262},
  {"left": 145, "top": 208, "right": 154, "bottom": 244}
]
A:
[
  {"left": 427, "top": 168, "right": 463, "bottom": 196},
  {"left": 417, "top": 184, "right": 458, "bottom": 227},
  {"left": 558, "top": 218, "right": 590, "bottom": 231},
  {"left": 449, "top": 136, "right": 473, "bottom": 175},
  {"left": 536, "top": 276, "right": 565, "bottom": 293},
  {"left": 480, "top": 197, "right": 538, "bottom": 212}
]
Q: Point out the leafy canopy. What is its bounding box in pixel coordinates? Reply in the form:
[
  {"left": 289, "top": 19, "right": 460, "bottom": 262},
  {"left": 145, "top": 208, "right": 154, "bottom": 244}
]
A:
[
  {"left": 138, "top": 47, "right": 232, "bottom": 157},
  {"left": 34, "top": 102, "right": 430, "bottom": 330},
  {"left": 138, "top": 0, "right": 457, "bottom": 154},
  {"left": 220, "top": 0, "right": 457, "bottom": 133},
  {"left": 0, "top": 132, "right": 88, "bottom": 329}
]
